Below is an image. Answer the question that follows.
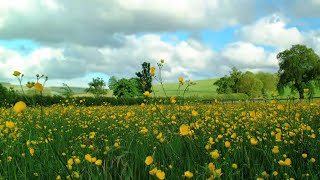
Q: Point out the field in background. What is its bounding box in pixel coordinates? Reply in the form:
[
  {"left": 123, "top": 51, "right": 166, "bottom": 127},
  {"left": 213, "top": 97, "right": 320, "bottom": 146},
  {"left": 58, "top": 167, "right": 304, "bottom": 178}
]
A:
[{"left": 2, "top": 78, "right": 320, "bottom": 99}]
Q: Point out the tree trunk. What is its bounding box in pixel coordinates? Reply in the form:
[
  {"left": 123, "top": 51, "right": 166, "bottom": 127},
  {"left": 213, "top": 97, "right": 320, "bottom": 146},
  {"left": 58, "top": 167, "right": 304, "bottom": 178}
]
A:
[{"left": 299, "top": 91, "right": 304, "bottom": 102}]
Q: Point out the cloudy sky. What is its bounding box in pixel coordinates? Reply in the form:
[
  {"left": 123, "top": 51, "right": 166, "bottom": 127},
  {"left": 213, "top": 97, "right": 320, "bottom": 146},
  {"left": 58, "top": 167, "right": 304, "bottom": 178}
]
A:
[{"left": 0, "top": 0, "right": 319, "bottom": 87}]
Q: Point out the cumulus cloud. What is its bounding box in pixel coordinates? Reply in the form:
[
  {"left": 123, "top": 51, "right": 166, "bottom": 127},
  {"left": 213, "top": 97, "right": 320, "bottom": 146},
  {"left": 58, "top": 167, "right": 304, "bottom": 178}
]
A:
[
  {"left": 283, "top": 0, "right": 320, "bottom": 17},
  {"left": 0, "top": 0, "right": 257, "bottom": 46},
  {"left": 237, "top": 14, "right": 303, "bottom": 49},
  {"left": 303, "top": 30, "right": 320, "bottom": 54},
  {"left": 220, "top": 41, "right": 278, "bottom": 72},
  {"left": 0, "top": 34, "right": 224, "bottom": 85},
  {"left": 1, "top": 34, "right": 285, "bottom": 86}
]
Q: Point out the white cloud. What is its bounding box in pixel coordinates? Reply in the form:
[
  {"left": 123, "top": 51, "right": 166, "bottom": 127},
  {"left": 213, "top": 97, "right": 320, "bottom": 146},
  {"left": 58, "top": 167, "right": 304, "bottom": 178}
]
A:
[
  {"left": 237, "top": 14, "right": 303, "bottom": 49},
  {"left": 0, "top": 0, "right": 257, "bottom": 46},
  {"left": 221, "top": 42, "right": 278, "bottom": 71},
  {"left": 303, "top": 30, "right": 320, "bottom": 54},
  {"left": 285, "top": 0, "right": 320, "bottom": 17},
  {"left": 0, "top": 34, "right": 223, "bottom": 84}
]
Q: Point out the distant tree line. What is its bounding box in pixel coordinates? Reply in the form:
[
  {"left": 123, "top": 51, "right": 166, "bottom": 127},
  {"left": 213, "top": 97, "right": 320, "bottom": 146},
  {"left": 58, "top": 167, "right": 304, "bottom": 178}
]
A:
[
  {"left": 85, "top": 62, "right": 153, "bottom": 98},
  {"left": 214, "top": 67, "right": 278, "bottom": 98},
  {"left": 2, "top": 44, "right": 319, "bottom": 101},
  {"left": 214, "top": 44, "right": 320, "bottom": 99}
]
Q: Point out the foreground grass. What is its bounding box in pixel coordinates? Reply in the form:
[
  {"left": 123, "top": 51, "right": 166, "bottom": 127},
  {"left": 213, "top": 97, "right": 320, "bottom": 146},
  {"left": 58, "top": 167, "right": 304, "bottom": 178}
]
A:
[{"left": 0, "top": 99, "right": 320, "bottom": 179}]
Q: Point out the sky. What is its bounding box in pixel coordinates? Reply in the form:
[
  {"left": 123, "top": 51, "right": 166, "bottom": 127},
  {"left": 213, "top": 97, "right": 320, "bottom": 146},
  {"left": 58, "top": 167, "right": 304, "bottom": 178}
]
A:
[{"left": 0, "top": 0, "right": 319, "bottom": 87}]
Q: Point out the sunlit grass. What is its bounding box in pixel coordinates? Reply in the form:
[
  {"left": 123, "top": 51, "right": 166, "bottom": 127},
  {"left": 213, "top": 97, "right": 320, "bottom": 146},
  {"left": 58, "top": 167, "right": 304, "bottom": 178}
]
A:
[{"left": 1, "top": 99, "right": 320, "bottom": 179}]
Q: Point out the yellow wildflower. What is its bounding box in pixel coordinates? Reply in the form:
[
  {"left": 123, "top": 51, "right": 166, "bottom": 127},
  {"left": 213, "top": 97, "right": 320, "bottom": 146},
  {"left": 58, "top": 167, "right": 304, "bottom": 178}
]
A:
[
  {"left": 250, "top": 138, "right": 258, "bottom": 145},
  {"left": 13, "top": 101, "right": 27, "bottom": 113},
  {"left": 5, "top": 121, "right": 15, "bottom": 128},
  {"left": 156, "top": 170, "right": 165, "bottom": 180},
  {"left": 95, "top": 159, "right": 102, "bottom": 166},
  {"left": 13, "top": 71, "right": 21, "bottom": 76},
  {"left": 144, "top": 91, "right": 151, "bottom": 97},
  {"left": 180, "top": 124, "right": 190, "bottom": 136},
  {"left": 145, "top": 156, "right": 153, "bottom": 165},
  {"left": 225, "top": 141, "right": 231, "bottom": 148},
  {"left": 179, "top": 77, "right": 183, "bottom": 83},
  {"left": 184, "top": 171, "right": 193, "bottom": 178},
  {"left": 210, "top": 150, "right": 220, "bottom": 159},
  {"left": 34, "top": 83, "right": 44, "bottom": 91}
]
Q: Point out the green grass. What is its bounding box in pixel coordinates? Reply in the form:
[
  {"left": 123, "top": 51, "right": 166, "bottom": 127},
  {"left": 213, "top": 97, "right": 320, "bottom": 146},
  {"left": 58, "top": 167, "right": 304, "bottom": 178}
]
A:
[
  {"left": 1, "top": 100, "right": 320, "bottom": 179},
  {"left": 152, "top": 79, "right": 219, "bottom": 98},
  {"left": 3, "top": 78, "right": 320, "bottom": 100}
]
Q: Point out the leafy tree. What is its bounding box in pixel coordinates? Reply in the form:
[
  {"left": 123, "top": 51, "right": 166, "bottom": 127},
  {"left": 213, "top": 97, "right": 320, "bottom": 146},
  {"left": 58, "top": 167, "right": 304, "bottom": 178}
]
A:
[
  {"left": 113, "top": 78, "right": 142, "bottom": 97},
  {"left": 86, "top": 77, "right": 107, "bottom": 98},
  {"left": 229, "top": 67, "right": 243, "bottom": 93},
  {"left": 60, "top": 83, "right": 74, "bottom": 98},
  {"left": 256, "top": 72, "right": 278, "bottom": 94},
  {"left": 277, "top": 44, "right": 320, "bottom": 99},
  {"left": 108, "top": 76, "right": 117, "bottom": 90},
  {"left": 136, "top": 62, "right": 152, "bottom": 93},
  {"left": 238, "top": 71, "right": 263, "bottom": 98},
  {"left": 214, "top": 67, "right": 242, "bottom": 94},
  {"left": 213, "top": 76, "right": 234, "bottom": 94}
]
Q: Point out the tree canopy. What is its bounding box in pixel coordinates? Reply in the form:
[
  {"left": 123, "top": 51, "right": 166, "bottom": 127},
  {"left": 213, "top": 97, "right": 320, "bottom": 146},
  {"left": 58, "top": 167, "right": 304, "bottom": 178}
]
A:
[
  {"left": 86, "top": 77, "right": 107, "bottom": 98},
  {"left": 238, "top": 71, "right": 263, "bottom": 98},
  {"left": 136, "top": 62, "right": 152, "bottom": 93},
  {"left": 277, "top": 44, "right": 320, "bottom": 99},
  {"left": 108, "top": 76, "right": 117, "bottom": 90},
  {"left": 113, "top": 78, "right": 142, "bottom": 97}
]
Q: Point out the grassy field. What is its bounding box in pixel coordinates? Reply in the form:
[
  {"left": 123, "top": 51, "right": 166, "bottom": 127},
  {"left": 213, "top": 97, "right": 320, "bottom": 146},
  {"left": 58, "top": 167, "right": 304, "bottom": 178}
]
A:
[
  {"left": 152, "top": 79, "right": 219, "bottom": 98},
  {"left": 1, "top": 99, "right": 320, "bottom": 179},
  {"left": 2, "top": 78, "right": 320, "bottom": 99}
]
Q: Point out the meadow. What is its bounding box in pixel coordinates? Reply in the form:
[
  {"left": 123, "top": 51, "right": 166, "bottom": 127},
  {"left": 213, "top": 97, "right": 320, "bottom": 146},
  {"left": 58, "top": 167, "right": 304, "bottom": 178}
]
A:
[
  {"left": 3, "top": 78, "right": 320, "bottom": 99},
  {"left": 1, "top": 98, "right": 320, "bottom": 179}
]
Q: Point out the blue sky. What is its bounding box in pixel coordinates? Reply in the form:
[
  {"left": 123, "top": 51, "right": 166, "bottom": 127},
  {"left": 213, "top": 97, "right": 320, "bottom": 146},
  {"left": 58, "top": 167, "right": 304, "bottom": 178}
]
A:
[{"left": 0, "top": 0, "right": 319, "bottom": 87}]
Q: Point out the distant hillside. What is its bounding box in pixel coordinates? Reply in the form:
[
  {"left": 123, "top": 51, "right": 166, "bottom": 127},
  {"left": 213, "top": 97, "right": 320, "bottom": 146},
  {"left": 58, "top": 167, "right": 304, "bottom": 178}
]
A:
[
  {"left": 152, "top": 78, "right": 219, "bottom": 97},
  {"left": 2, "top": 77, "right": 320, "bottom": 99},
  {"left": 0, "top": 82, "right": 88, "bottom": 96}
]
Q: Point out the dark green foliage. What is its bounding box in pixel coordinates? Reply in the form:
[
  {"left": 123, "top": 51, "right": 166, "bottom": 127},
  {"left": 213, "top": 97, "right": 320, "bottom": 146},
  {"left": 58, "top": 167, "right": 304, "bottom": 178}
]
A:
[
  {"left": 108, "top": 76, "right": 117, "bottom": 90},
  {"left": 136, "top": 62, "right": 152, "bottom": 93},
  {"left": 214, "top": 67, "right": 242, "bottom": 94},
  {"left": 86, "top": 77, "right": 107, "bottom": 97},
  {"left": 213, "top": 76, "right": 234, "bottom": 94},
  {"left": 113, "top": 78, "right": 143, "bottom": 97},
  {"left": 277, "top": 44, "right": 320, "bottom": 99},
  {"left": 0, "top": 84, "right": 9, "bottom": 106},
  {"left": 238, "top": 71, "right": 263, "bottom": 98},
  {"left": 229, "top": 67, "right": 243, "bottom": 93}
]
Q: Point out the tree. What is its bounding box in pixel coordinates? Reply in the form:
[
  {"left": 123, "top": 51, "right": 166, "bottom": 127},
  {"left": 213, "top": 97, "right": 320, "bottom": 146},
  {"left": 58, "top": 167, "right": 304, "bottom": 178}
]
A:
[
  {"left": 238, "top": 71, "right": 263, "bottom": 98},
  {"left": 277, "top": 44, "right": 320, "bottom": 99},
  {"left": 136, "top": 62, "right": 152, "bottom": 93},
  {"left": 86, "top": 77, "right": 107, "bottom": 98},
  {"left": 256, "top": 72, "right": 278, "bottom": 94},
  {"left": 229, "top": 67, "right": 243, "bottom": 93},
  {"left": 213, "top": 67, "right": 242, "bottom": 94},
  {"left": 213, "top": 76, "right": 234, "bottom": 94},
  {"left": 113, "top": 78, "right": 142, "bottom": 97},
  {"left": 108, "top": 76, "right": 117, "bottom": 90},
  {"left": 60, "top": 83, "right": 74, "bottom": 98}
]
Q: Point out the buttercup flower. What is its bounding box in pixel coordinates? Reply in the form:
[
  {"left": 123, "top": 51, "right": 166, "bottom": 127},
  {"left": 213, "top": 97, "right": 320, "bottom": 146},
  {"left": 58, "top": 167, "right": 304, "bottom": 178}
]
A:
[
  {"left": 13, "top": 71, "right": 21, "bottom": 76},
  {"left": 145, "top": 156, "right": 153, "bottom": 165},
  {"left": 34, "top": 83, "right": 44, "bottom": 91},
  {"left": 184, "top": 171, "right": 193, "bottom": 178},
  {"left": 13, "top": 101, "right": 27, "bottom": 113},
  {"left": 144, "top": 91, "right": 151, "bottom": 97},
  {"left": 180, "top": 124, "right": 190, "bottom": 136}
]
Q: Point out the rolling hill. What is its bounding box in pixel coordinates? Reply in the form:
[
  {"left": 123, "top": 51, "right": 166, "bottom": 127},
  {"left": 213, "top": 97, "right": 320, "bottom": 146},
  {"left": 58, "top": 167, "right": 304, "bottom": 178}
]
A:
[{"left": 2, "top": 77, "right": 320, "bottom": 99}]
